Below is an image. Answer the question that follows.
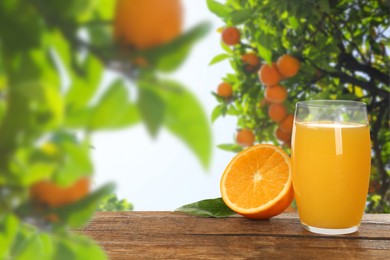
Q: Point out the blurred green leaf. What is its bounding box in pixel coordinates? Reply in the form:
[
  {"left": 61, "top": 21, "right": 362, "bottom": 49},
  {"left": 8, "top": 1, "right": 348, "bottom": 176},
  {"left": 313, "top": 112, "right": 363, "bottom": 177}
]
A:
[
  {"left": 9, "top": 147, "right": 57, "bottom": 186},
  {"left": 87, "top": 23, "right": 113, "bottom": 50},
  {"left": 175, "top": 198, "right": 235, "bottom": 217},
  {"left": 318, "top": 0, "right": 330, "bottom": 13},
  {"left": 288, "top": 16, "right": 299, "bottom": 30},
  {"left": 142, "top": 22, "right": 211, "bottom": 72},
  {"left": 217, "top": 143, "right": 243, "bottom": 153},
  {"left": 54, "top": 140, "right": 93, "bottom": 186},
  {"left": 230, "top": 8, "right": 253, "bottom": 25},
  {"left": 10, "top": 222, "right": 106, "bottom": 260},
  {"left": 209, "top": 53, "right": 230, "bottom": 66},
  {"left": 16, "top": 81, "right": 64, "bottom": 130},
  {"left": 0, "top": 214, "right": 19, "bottom": 259},
  {"left": 0, "top": 2, "right": 43, "bottom": 52},
  {"left": 94, "top": 0, "right": 115, "bottom": 20},
  {"left": 64, "top": 108, "right": 93, "bottom": 129},
  {"left": 157, "top": 80, "right": 212, "bottom": 169},
  {"left": 54, "top": 233, "right": 107, "bottom": 260},
  {"left": 53, "top": 182, "right": 115, "bottom": 228},
  {"left": 89, "top": 80, "right": 139, "bottom": 130},
  {"left": 206, "top": 0, "right": 232, "bottom": 19},
  {"left": 11, "top": 228, "right": 54, "bottom": 260},
  {"left": 97, "top": 193, "right": 133, "bottom": 211},
  {"left": 65, "top": 55, "right": 103, "bottom": 111},
  {"left": 137, "top": 82, "right": 166, "bottom": 137}
]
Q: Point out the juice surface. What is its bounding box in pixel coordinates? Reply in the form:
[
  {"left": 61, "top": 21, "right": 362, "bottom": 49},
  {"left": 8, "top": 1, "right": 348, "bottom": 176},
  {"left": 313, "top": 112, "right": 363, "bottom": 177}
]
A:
[{"left": 291, "top": 121, "right": 371, "bottom": 229}]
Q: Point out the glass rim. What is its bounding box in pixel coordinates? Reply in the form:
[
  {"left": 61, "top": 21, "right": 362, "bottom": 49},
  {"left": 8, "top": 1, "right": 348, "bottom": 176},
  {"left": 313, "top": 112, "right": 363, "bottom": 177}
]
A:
[{"left": 296, "top": 99, "right": 367, "bottom": 108}]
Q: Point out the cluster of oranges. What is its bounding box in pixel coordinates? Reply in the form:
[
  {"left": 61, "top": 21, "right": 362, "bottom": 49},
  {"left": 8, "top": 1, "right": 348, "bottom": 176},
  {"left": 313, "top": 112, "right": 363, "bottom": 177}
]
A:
[
  {"left": 216, "top": 26, "right": 300, "bottom": 148},
  {"left": 259, "top": 54, "right": 300, "bottom": 147}
]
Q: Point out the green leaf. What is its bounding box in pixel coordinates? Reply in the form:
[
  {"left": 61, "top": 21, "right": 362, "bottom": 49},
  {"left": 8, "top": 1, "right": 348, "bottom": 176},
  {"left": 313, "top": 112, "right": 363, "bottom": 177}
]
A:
[
  {"left": 0, "top": 214, "right": 19, "bottom": 259},
  {"left": 288, "top": 16, "right": 299, "bottom": 30},
  {"left": 175, "top": 198, "right": 236, "bottom": 217},
  {"left": 211, "top": 104, "right": 223, "bottom": 123},
  {"left": 30, "top": 48, "right": 60, "bottom": 88},
  {"left": 64, "top": 108, "right": 93, "bottom": 129},
  {"left": 54, "top": 140, "right": 93, "bottom": 186},
  {"left": 65, "top": 55, "right": 103, "bottom": 111},
  {"left": 256, "top": 44, "right": 272, "bottom": 64},
  {"left": 209, "top": 53, "right": 230, "bottom": 66},
  {"left": 230, "top": 9, "right": 253, "bottom": 25},
  {"left": 217, "top": 143, "right": 243, "bottom": 153},
  {"left": 227, "top": 105, "right": 239, "bottom": 116},
  {"left": 206, "top": 0, "right": 232, "bottom": 19},
  {"left": 318, "top": 0, "right": 330, "bottom": 13},
  {"left": 10, "top": 153, "right": 57, "bottom": 186},
  {"left": 94, "top": 0, "right": 115, "bottom": 20},
  {"left": 16, "top": 81, "right": 64, "bottom": 130},
  {"left": 137, "top": 83, "right": 166, "bottom": 137},
  {"left": 142, "top": 22, "right": 211, "bottom": 72},
  {"left": 54, "top": 233, "right": 107, "bottom": 260},
  {"left": 87, "top": 23, "right": 113, "bottom": 50},
  {"left": 220, "top": 40, "right": 233, "bottom": 54},
  {"left": 158, "top": 80, "right": 212, "bottom": 169},
  {"left": 0, "top": 2, "right": 44, "bottom": 52},
  {"left": 11, "top": 230, "right": 54, "bottom": 260},
  {"left": 89, "top": 80, "right": 139, "bottom": 130}
]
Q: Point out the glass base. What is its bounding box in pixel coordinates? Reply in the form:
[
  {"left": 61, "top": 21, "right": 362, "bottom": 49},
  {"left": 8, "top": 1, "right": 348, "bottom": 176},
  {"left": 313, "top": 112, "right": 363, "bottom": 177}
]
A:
[{"left": 302, "top": 223, "right": 358, "bottom": 235}]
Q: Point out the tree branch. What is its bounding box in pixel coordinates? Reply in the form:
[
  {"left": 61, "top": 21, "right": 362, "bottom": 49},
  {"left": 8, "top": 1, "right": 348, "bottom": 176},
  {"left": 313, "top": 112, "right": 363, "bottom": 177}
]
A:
[
  {"left": 337, "top": 47, "right": 390, "bottom": 85},
  {"left": 326, "top": 70, "right": 389, "bottom": 97}
]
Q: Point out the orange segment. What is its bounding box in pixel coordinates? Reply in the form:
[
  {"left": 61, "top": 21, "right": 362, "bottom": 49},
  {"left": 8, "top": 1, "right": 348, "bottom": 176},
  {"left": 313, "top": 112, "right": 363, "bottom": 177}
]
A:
[{"left": 220, "top": 144, "right": 294, "bottom": 219}]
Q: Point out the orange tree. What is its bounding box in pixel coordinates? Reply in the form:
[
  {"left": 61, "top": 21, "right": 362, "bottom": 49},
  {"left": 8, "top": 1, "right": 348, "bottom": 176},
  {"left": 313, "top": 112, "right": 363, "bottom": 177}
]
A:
[
  {"left": 0, "top": 0, "right": 211, "bottom": 258},
  {"left": 207, "top": 0, "right": 389, "bottom": 212}
]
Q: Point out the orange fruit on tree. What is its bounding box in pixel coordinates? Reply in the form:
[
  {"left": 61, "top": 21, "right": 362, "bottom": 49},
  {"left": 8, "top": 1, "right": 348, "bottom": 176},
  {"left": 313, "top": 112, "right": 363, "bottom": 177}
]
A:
[
  {"left": 221, "top": 26, "right": 240, "bottom": 46},
  {"left": 264, "top": 85, "right": 288, "bottom": 104},
  {"left": 220, "top": 144, "right": 294, "bottom": 219},
  {"left": 114, "top": 0, "right": 183, "bottom": 49},
  {"left": 241, "top": 53, "right": 260, "bottom": 72},
  {"left": 279, "top": 114, "right": 294, "bottom": 133},
  {"left": 258, "top": 63, "right": 283, "bottom": 86},
  {"left": 30, "top": 177, "right": 90, "bottom": 207},
  {"left": 276, "top": 54, "right": 300, "bottom": 78},
  {"left": 236, "top": 129, "right": 255, "bottom": 147},
  {"left": 268, "top": 103, "right": 287, "bottom": 122},
  {"left": 217, "top": 82, "right": 233, "bottom": 98},
  {"left": 275, "top": 127, "right": 291, "bottom": 142}
]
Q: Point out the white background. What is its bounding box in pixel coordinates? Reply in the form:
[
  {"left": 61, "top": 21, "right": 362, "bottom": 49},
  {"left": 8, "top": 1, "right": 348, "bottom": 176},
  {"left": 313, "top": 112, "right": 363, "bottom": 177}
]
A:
[{"left": 92, "top": 1, "right": 238, "bottom": 210}]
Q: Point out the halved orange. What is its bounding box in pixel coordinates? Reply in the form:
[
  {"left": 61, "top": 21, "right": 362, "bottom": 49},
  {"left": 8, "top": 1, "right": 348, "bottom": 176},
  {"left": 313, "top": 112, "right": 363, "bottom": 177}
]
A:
[{"left": 220, "top": 144, "right": 294, "bottom": 219}]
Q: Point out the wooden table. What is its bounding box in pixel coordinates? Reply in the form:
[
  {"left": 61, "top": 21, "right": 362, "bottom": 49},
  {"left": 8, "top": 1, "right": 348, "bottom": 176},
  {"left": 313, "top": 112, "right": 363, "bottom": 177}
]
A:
[{"left": 81, "top": 212, "right": 390, "bottom": 259}]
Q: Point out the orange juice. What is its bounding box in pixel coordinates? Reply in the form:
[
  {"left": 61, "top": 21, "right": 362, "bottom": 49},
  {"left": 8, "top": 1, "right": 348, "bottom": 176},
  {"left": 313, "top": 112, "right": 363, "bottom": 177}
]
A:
[{"left": 291, "top": 121, "right": 371, "bottom": 229}]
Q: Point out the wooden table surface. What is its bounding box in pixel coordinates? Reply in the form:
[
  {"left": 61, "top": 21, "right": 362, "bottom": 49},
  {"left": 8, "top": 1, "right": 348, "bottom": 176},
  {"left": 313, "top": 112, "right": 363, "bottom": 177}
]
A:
[{"left": 81, "top": 212, "right": 390, "bottom": 259}]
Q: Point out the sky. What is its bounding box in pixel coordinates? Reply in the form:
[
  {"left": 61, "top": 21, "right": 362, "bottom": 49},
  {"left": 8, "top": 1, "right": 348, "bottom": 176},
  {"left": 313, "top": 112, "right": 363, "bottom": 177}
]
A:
[{"left": 92, "top": 1, "right": 238, "bottom": 210}]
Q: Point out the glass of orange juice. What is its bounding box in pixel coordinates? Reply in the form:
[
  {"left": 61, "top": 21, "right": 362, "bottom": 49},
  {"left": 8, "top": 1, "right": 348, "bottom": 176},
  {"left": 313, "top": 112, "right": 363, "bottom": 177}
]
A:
[{"left": 291, "top": 100, "right": 371, "bottom": 235}]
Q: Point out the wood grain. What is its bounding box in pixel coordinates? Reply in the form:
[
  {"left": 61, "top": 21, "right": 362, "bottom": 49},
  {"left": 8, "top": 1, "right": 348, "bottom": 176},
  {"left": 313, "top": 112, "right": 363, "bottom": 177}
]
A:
[{"left": 79, "top": 212, "right": 390, "bottom": 259}]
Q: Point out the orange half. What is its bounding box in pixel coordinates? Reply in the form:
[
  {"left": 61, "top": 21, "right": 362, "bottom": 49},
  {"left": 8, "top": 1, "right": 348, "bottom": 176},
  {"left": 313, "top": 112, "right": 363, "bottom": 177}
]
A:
[{"left": 220, "top": 144, "right": 294, "bottom": 219}]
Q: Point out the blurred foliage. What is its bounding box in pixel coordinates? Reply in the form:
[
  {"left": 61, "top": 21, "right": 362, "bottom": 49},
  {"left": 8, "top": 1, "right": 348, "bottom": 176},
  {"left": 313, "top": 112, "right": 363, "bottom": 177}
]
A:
[
  {"left": 0, "top": 0, "right": 211, "bottom": 258},
  {"left": 97, "top": 193, "right": 133, "bottom": 211},
  {"left": 207, "top": 0, "right": 389, "bottom": 212}
]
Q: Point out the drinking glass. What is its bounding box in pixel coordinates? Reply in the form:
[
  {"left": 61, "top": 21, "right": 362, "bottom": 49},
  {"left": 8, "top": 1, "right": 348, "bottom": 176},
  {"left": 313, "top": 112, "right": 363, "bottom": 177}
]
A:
[{"left": 291, "top": 100, "right": 371, "bottom": 235}]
